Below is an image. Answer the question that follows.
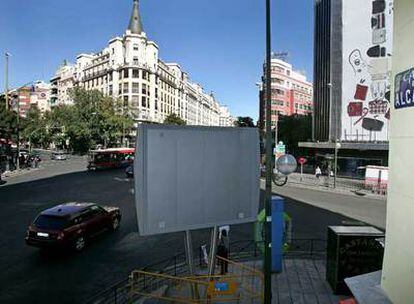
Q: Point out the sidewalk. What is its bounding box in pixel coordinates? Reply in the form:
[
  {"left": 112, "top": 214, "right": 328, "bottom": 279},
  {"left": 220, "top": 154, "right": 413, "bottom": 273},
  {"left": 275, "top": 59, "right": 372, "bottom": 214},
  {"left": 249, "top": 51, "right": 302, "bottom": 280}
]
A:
[
  {"left": 284, "top": 173, "right": 386, "bottom": 200},
  {"left": 1, "top": 167, "right": 40, "bottom": 180}
]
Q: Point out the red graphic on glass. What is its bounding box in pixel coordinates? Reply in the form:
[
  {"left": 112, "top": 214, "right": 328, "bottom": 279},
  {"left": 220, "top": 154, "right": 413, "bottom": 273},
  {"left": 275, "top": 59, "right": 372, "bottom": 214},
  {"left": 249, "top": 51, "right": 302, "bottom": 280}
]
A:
[
  {"left": 354, "top": 84, "right": 369, "bottom": 101},
  {"left": 348, "top": 102, "right": 363, "bottom": 117},
  {"left": 354, "top": 107, "right": 369, "bottom": 125}
]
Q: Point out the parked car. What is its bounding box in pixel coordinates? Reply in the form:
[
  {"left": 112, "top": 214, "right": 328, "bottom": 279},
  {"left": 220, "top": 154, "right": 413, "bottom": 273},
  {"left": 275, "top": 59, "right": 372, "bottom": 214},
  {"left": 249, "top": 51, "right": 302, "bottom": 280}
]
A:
[
  {"left": 25, "top": 202, "right": 121, "bottom": 251},
  {"left": 51, "top": 151, "right": 67, "bottom": 160},
  {"left": 125, "top": 165, "right": 134, "bottom": 178}
]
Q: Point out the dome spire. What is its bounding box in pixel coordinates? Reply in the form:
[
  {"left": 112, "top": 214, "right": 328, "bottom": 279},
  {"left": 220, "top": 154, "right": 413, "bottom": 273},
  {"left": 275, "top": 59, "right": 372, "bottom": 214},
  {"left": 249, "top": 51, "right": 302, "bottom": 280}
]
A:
[{"left": 128, "top": 0, "right": 143, "bottom": 34}]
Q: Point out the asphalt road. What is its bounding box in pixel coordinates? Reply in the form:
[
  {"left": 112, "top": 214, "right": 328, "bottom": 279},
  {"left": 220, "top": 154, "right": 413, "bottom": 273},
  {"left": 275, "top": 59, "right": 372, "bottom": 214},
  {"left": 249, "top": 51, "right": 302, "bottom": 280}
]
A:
[{"left": 0, "top": 152, "right": 355, "bottom": 304}]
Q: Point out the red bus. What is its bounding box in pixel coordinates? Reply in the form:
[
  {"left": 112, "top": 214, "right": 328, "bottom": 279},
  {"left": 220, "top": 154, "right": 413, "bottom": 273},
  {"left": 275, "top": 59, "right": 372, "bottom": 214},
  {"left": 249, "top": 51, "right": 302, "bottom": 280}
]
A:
[{"left": 87, "top": 148, "right": 134, "bottom": 170}]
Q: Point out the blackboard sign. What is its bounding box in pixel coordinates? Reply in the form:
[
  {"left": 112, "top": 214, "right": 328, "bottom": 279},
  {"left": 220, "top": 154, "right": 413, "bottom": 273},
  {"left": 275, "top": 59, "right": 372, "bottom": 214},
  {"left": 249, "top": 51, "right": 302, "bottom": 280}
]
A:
[
  {"left": 395, "top": 68, "right": 414, "bottom": 109},
  {"left": 326, "top": 226, "right": 384, "bottom": 295}
]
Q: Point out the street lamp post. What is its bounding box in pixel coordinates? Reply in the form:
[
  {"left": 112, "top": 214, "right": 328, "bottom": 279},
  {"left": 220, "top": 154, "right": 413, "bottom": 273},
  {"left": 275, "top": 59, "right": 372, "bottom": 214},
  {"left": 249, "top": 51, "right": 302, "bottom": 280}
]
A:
[
  {"left": 327, "top": 82, "right": 339, "bottom": 188},
  {"left": 264, "top": 0, "right": 273, "bottom": 302},
  {"left": 4, "top": 53, "right": 10, "bottom": 110}
]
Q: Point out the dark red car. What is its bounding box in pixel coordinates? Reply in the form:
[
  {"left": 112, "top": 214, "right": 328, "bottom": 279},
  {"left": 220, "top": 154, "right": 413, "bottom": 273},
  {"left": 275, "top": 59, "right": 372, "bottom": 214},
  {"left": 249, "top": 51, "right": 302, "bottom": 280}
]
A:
[{"left": 25, "top": 202, "right": 121, "bottom": 251}]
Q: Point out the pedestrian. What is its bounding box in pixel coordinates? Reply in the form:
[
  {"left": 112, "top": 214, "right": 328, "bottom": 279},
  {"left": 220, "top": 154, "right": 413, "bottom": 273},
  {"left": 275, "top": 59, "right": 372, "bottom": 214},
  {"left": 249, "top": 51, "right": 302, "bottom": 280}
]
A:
[
  {"left": 315, "top": 166, "right": 322, "bottom": 179},
  {"left": 34, "top": 156, "right": 39, "bottom": 168},
  {"left": 217, "top": 229, "right": 229, "bottom": 275}
]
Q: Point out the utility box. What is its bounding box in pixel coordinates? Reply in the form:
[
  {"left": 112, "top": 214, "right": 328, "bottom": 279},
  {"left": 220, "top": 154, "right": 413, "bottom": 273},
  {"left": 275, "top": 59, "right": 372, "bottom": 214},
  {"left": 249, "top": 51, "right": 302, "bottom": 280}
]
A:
[{"left": 326, "top": 226, "right": 384, "bottom": 295}]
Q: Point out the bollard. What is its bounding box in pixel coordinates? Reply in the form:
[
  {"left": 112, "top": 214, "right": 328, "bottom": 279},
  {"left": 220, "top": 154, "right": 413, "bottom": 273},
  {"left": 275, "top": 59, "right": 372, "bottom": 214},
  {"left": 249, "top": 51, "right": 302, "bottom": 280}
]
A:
[{"left": 271, "top": 196, "right": 284, "bottom": 272}]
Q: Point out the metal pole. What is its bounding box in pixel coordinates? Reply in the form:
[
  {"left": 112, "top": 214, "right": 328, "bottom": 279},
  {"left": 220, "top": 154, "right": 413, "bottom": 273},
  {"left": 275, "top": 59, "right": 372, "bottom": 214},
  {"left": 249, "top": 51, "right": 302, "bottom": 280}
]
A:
[
  {"left": 184, "top": 230, "right": 199, "bottom": 300},
  {"left": 16, "top": 89, "right": 20, "bottom": 170},
  {"left": 207, "top": 226, "right": 218, "bottom": 277},
  {"left": 334, "top": 139, "right": 338, "bottom": 188},
  {"left": 5, "top": 53, "right": 9, "bottom": 110},
  {"left": 264, "top": 0, "right": 273, "bottom": 302}
]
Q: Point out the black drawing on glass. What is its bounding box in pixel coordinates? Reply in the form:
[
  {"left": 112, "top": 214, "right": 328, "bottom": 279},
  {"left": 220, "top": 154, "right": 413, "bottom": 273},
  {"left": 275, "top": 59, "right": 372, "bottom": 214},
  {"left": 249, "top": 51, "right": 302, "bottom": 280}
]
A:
[{"left": 349, "top": 49, "right": 368, "bottom": 75}]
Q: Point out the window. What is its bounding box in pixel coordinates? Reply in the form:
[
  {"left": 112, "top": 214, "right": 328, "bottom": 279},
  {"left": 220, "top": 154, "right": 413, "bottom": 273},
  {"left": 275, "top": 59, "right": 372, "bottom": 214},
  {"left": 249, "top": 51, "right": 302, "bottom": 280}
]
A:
[
  {"left": 133, "top": 56, "right": 138, "bottom": 65},
  {"left": 34, "top": 215, "right": 69, "bottom": 230},
  {"left": 123, "top": 83, "right": 129, "bottom": 93},
  {"left": 142, "top": 70, "right": 148, "bottom": 80},
  {"left": 118, "top": 84, "right": 122, "bottom": 95},
  {"left": 141, "top": 96, "right": 147, "bottom": 107},
  {"left": 108, "top": 72, "right": 113, "bottom": 81},
  {"left": 112, "top": 48, "right": 115, "bottom": 54},
  {"left": 131, "top": 96, "right": 139, "bottom": 108},
  {"left": 109, "top": 85, "right": 113, "bottom": 96},
  {"left": 132, "top": 69, "right": 139, "bottom": 78},
  {"left": 133, "top": 44, "right": 139, "bottom": 51},
  {"left": 132, "top": 82, "right": 139, "bottom": 94},
  {"left": 124, "top": 68, "right": 129, "bottom": 78},
  {"left": 142, "top": 83, "right": 147, "bottom": 95},
  {"left": 123, "top": 96, "right": 129, "bottom": 107}
]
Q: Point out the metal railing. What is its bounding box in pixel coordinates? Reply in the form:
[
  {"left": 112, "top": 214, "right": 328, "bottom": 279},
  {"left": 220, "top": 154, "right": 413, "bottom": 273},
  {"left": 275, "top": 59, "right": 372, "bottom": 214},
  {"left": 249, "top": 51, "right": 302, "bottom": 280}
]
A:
[{"left": 84, "top": 238, "right": 326, "bottom": 304}]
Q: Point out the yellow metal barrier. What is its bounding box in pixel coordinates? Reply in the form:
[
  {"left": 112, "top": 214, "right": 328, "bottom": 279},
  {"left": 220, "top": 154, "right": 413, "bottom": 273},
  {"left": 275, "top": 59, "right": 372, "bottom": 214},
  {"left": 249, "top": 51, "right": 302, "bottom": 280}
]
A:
[{"left": 129, "top": 256, "right": 263, "bottom": 303}]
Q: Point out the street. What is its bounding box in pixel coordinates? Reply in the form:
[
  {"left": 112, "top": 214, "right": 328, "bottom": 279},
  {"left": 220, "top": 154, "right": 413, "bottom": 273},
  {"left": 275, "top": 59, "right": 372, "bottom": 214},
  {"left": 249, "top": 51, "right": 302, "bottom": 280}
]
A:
[{"left": 1, "top": 152, "right": 367, "bottom": 304}]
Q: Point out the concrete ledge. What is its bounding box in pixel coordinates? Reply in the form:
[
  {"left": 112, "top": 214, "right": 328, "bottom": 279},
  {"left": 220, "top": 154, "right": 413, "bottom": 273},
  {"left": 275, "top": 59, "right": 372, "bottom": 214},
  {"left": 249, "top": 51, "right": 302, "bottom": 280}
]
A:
[
  {"left": 345, "top": 271, "right": 392, "bottom": 304},
  {"left": 299, "top": 141, "right": 389, "bottom": 151}
]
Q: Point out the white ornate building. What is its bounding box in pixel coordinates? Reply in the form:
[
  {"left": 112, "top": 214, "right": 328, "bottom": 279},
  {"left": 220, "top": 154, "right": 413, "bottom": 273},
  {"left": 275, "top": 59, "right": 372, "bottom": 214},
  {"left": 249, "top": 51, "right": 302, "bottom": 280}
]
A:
[{"left": 50, "top": 0, "right": 234, "bottom": 126}]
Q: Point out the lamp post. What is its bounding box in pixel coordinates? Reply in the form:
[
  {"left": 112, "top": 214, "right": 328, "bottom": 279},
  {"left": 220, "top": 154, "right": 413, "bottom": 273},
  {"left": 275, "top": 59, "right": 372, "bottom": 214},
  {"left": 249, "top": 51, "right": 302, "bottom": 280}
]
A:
[
  {"left": 13, "top": 81, "right": 37, "bottom": 170},
  {"left": 327, "top": 82, "right": 339, "bottom": 188},
  {"left": 4, "top": 53, "right": 10, "bottom": 110},
  {"left": 264, "top": 0, "right": 273, "bottom": 302}
]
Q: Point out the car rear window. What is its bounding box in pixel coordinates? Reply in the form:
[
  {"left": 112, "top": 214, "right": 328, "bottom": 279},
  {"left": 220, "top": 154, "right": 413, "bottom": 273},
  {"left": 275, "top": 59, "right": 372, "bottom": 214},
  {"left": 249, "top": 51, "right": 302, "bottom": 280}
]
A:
[{"left": 34, "top": 215, "right": 69, "bottom": 230}]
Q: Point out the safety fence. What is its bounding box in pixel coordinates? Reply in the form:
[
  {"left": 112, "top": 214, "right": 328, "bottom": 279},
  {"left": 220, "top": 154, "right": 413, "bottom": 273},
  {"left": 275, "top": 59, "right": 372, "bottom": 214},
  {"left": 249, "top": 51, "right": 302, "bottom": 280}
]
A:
[{"left": 84, "top": 238, "right": 326, "bottom": 304}]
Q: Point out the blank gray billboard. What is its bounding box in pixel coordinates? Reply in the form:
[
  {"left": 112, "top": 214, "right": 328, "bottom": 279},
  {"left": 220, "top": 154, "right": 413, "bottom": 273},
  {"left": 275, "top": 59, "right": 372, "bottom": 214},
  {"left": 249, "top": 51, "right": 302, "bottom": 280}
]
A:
[{"left": 135, "top": 125, "right": 260, "bottom": 236}]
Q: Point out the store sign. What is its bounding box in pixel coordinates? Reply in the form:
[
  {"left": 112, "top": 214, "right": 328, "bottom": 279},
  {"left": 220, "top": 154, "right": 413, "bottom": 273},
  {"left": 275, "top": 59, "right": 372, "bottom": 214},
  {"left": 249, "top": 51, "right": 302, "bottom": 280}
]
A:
[{"left": 395, "top": 68, "right": 414, "bottom": 109}]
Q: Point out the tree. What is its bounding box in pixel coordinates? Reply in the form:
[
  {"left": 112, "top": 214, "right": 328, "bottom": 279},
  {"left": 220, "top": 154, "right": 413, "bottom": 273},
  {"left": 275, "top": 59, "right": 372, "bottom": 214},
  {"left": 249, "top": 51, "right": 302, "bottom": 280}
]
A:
[
  {"left": 21, "top": 106, "right": 51, "bottom": 149},
  {"left": 163, "top": 113, "right": 186, "bottom": 126},
  {"left": 0, "top": 95, "right": 18, "bottom": 143},
  {"left": 66, "top": 88, "right": 134, "bottom": 153},
  {"left": 234, "top": 116, "right": 255, "bottom": 127},
  {"left": 277, "top": 114, "right": 312, "bottom": 156}
]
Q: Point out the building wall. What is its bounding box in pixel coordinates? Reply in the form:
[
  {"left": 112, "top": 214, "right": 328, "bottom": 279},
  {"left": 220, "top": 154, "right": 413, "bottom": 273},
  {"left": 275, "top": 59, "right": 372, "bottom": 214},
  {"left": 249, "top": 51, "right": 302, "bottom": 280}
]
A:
[
  {"left": 381, "top": 0, "right": 414, "bottom": 302},
  {"left": 314, "top": 0, "right": 393, "bottom": 143},
  {"left": 50, "top": 20, "right": 231, "bottom": 127},
  {"left": 260, "top": 58, "right": 313, "bottom": 129},
  {"left": 341, "top": 0, "right": 393, "bottom": 142},
  {"left": 313, "top": 0, "right": 332, "bottom": 141}
]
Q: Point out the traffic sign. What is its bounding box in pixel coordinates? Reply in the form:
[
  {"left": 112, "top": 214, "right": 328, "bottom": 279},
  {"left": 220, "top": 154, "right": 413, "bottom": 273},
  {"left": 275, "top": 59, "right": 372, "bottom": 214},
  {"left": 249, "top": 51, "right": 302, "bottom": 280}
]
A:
[{"left": 298, "top": 157, "right": 307, "bottom": 165}]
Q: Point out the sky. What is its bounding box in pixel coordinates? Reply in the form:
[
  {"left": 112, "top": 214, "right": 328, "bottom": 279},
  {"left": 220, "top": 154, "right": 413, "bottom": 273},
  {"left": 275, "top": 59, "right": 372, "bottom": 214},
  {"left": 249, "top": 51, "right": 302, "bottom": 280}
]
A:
[{"left": 0, "top": 0, "right": 314, "bottom": 120}]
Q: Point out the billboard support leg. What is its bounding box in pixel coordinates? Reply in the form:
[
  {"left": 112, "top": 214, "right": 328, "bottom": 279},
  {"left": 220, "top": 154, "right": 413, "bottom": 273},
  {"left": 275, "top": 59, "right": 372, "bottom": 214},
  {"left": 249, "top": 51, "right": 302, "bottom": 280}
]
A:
[
  {"left": 208, "top": 226, "right": 218, "bottom": 277},
  {"left": 184, "top": 230, "right": 199, "bottom": 299}
]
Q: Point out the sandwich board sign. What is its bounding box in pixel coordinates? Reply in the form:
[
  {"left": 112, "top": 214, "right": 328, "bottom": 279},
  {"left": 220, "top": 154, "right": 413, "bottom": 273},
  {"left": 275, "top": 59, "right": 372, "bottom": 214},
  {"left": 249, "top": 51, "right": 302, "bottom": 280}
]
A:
[{"left": 134, "top": 125, "right": 260, "bottom": 236}]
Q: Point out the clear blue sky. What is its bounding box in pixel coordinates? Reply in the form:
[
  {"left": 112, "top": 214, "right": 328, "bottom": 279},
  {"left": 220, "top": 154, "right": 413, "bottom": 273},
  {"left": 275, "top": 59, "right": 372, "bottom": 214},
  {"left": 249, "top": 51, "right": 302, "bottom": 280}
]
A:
[{"left": 0, "top": 0, "right": 314, "bottom": 120}]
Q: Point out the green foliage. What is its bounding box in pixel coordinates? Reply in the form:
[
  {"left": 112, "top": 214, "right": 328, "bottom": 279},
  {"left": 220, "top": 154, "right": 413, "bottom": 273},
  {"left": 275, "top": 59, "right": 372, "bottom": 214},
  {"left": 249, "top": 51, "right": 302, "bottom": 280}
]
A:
[
  {"left": 277, "top": 114, "right": 311, "bottom": 156},
  {"left": 15, "top": 88, "right": 134, "bottom": 154},
  {"left": 21, "top": 106, "right": 51, "bottom": 148},
  {"left": 163, "top": 113, "right": 186, "bottom": 126},
  {"left": 234, "top": 116, "right": 255, "bottom": 127},
  {"left": 0, "top": 95, "right": 18, "bottom": 142}
]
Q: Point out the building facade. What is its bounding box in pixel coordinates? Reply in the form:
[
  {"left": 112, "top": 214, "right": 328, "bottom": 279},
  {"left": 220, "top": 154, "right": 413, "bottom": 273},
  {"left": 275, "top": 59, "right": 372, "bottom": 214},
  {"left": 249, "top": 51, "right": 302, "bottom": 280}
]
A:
[
  {"left": 259, "top": 57, "right": 313, "bottom": 130},
  {"left": 312, "top": 0, "right": 393, "bottom": 143},
  {"left": 299, "top": 0, "right": 393, "bottom": 177},
  {"left": 50, "top": 0, "right": 233, "bottom": 126},
  {"left": 8, "top": 81, "right": 51, "bottom": 117}
]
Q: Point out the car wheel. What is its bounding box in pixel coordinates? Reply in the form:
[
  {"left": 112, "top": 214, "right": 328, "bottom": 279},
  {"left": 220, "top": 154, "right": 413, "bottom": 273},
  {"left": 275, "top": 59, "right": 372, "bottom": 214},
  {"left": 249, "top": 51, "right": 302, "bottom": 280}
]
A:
[
  {"left": 111, "top": 217, "right": 120, "bottom": 231},
  {"left": 73, "top": 235, "right": 86, "bottom": 251}
]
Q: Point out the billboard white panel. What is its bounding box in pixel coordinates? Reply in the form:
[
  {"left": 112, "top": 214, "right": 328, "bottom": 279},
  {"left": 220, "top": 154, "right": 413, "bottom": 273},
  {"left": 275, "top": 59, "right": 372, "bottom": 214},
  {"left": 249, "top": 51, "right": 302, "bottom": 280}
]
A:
[
  {"left": 135, "top": 125, "right": 260, "bottom": 236},
  {"left": 341, "top": 0, "right": 393, "bottom": 141}
]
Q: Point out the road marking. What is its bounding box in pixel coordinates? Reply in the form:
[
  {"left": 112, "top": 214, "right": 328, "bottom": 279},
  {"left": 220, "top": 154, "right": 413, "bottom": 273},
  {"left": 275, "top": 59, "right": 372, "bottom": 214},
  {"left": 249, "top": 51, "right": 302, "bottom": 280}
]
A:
[{"left": 114, "top": 177, "right": 131, "bottom": 182}]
